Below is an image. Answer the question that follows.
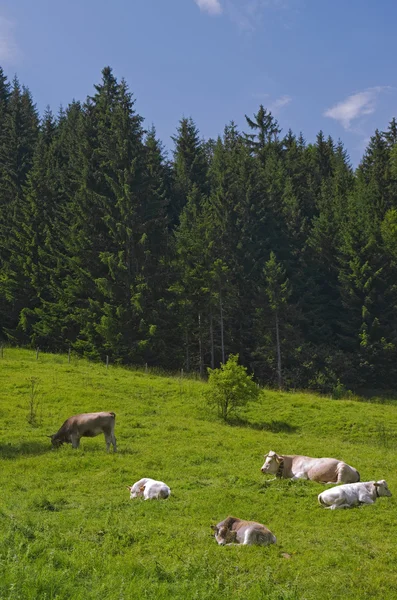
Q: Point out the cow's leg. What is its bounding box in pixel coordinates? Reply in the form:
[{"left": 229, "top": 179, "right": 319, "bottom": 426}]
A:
[
  {"left": 358, "top": 494, "right": 374, "bottom": 505},
  {"left": 291, "top": 473, "right": 307, "bottom": 481},
  {"left": 104, "top": 432, "right": 117, "bottom": 452},
  {"left": 71, "top": 434, "right": 80, "bottom": 449},
  {"left": 243, "top": 530, "right": 252, "bottom": 545},
  {"left": 330, "top": 501, "right": 351, "bottom": 509}
]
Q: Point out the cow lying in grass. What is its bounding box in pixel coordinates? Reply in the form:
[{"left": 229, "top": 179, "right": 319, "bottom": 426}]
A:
[
  {"left": 318, "top": 480, "right": 392, "bottom": 509},
  {"left": 127, "top": 478, "right": 171, "bottom": 500},
  {"left": 212, "top": 517, "right": 276, "bottom": 546},
  {"left": 48, "top": 412, "right": 117, "bottom": 451},
  {"left": 261, "top": 450, "right": 360, "bottom": 484}
]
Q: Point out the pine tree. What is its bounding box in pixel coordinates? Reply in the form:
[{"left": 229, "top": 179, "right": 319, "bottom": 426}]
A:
[
  {"left": 244, "top": 105, "right": 281, "bottom": 158},
  {"left": 22, "top": 101, "right": 86, "bottom": 349},
  {"left": 0, "top": 78, "right": 39, "bottom": 339},
  {"left": 338, "top": 132, "right": 397, "bottom": 388},
  {"left": 173, "top": 184, "right": 210, "bottom": 374},
  {"left": 254, "top": 252, "right": 291, "bottom": 388},
  {"left": 170, "top": 117, "right": 208, "bottom": 225}
]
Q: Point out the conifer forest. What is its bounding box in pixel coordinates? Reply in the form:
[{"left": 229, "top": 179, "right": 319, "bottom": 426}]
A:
[{"left": 1, "top": 65, "right": 397, "bottom": 393}]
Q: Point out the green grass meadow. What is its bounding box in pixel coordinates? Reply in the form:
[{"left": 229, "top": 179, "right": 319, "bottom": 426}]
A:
[{"left": 1, "top": 348, "right": 397, "bottom": 599}]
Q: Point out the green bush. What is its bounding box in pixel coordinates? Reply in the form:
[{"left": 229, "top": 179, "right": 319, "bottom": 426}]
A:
[{"left": 205, "top": 354, "right": 260, "bottom": 421}]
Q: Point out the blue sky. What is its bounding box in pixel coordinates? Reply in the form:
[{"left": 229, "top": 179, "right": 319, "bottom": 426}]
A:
[{"left": 2, "top": 0, "right": 396, "bottom": 165}]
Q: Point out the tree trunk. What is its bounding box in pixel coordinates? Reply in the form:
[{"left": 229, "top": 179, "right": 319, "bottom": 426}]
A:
[
  {"left": 275, "top": 310, "right": 282, "bottom": 389},
  {"left": 185, "top": 329, "right": 190, "bottom": 372},
  {"left": 219, "top": 286, "right": 225, "bottom": 364},
  {"left": 210, "top": 308, "right": 214, "bottom": 369},
  {"left": 198, "top": 311, "right": 204, "bottom": 378}
]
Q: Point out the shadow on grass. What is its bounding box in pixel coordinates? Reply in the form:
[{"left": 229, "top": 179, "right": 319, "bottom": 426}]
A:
[
  {"left": 0, "top": 441, "right": 51, "bottom": 459},
  {"left": 116, "top": 447, "right": 141, "bottom": 456},
  {"left": 228, "top": 417, "right": 299, "bottom": 433}
]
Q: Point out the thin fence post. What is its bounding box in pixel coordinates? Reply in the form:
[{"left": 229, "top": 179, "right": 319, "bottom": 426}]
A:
[
  {"left": 181, "top": 368, "right": 183, "bottom": 378},
  {"left": 68, "top": 347, "right": 71, "bottom": 364},
  {"left": 106, "top": 355, "right": 109, "bottom": 369},
  {"left": 36, "top": 347, "right": 39, "bottom": 360}
]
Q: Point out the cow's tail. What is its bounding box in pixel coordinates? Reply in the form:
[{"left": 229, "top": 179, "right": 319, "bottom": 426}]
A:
[
  {"left": 318, "top": 494, "right": 326, "bottom": 507},
  {"left": 110, "top": 412, "right": 116, "bottom": 419},
  {"left": 355, "top": 469, "right": 360, "bottom": 482}
]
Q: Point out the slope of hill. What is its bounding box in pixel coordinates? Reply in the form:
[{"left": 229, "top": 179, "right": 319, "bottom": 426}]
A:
[{"left": 1, "top": 349, "right": 396, "bottom": 599}]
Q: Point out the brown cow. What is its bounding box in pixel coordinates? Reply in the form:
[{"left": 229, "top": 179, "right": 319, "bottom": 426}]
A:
[
  {"left": 48, "top": 412, "right": 117, "bottom": 452},
  {"left": 212, "top": 516, "right": 276, "bottom": 546},
  {"left": 261, "top": 450, "right": 360, "bottom": 484}
]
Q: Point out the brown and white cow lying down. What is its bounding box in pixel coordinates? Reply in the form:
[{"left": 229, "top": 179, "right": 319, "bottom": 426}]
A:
[
  {"left": 212, "top": 517, "right": 276, "bottom": 546},
  {"left": 318, "top": 480, "right": 392, "bottom": 509},
  {"left": 49, "top": 412, "right": 117, "bottom": 452},
  {"left": 127, "top": 478, "right": 171, "bottom": 500},
  {"left": 261, "top": 450, "right": 360, "bottom": 484}
]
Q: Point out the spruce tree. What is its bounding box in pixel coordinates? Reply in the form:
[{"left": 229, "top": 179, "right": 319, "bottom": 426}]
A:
[
  {"left": 0, "top": 79, "right": 39, "bottom": 339},
  {"left": 170, "top": 117, "right": 208, "bottom": 225}
]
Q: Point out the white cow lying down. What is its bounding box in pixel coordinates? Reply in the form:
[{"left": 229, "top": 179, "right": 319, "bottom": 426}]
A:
[
  {"left": 318, "top": 480, "right": 392, "bottom": 509},
  {"left": 212, "top": 516, "right": 277, "bottom": 546},
  {"left": 127, "top": 478, "right": 171, "bottom": 500}
]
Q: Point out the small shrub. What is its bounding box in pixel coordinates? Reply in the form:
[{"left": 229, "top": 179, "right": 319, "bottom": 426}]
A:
[
  {"left": 331, "top": 380, "right": 353, "bottom": 400},
  {"left": 205, "top": 354, "right": 260, "bottom": 421}
]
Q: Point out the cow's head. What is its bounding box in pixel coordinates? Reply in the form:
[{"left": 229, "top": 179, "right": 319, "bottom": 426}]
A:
[
  {"left": 261, "top": 450, "right": 281, "bottom": 474},
  {"left": 211, "top": 524, "right": 236, "bottom": 546},
  {"left": 48, "top": 434, "right": 64, "bottom": 448},
  {"left": 374, "top": 480, "right": 392, "bottom": 497},
  {"left": 127, "top": 484, "right": 146, "bottom": 499}
]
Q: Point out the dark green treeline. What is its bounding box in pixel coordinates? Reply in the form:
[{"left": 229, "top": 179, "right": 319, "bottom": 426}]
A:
[{"left": 1, "top": 66, "right": 397, "bottom": 392}]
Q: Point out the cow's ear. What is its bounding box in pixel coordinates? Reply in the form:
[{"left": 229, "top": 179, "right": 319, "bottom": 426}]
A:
[
  {"left": 139, "top": 485, "right": 145, "bottom": 492},
  {"left": 210, "top": 524, "right": 216, "bottom": 530},
  {"left": 374, "top": 482, "right": 380, "bottom": 487},
  {"left": 126, "top": 486, "right": 132, "bottom": 491}
]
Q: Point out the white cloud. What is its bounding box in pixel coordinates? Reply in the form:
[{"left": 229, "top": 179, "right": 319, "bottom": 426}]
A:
[
  {"left": 0, "top": 16, "right": 18, "bottom": 63},
  {"left": 269, "top": 94, "right": 291, "bottom": 113},
  {"left": 324, "top": 87, "right": 390, "bottom": 130},
  {"left": 195, "top": 0, "right": 223, "bottom": 15},
  {"left": 194, "top": 0, "right": 298, "bottom": 29},
  {"left": 251, "top": 93, "right": 291, "bottom": 114},
  {"left": 224, "top": 0, "right": 297, "bottom": 31}
]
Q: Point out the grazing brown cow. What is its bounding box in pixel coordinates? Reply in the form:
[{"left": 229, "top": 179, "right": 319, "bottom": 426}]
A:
[
  {"left": 212, "top": 517, "right": 276, "bottom": 546},
  {"left": 261, "top": 450, "right": 360, "bottom": 484},
  {"left": 48, "top": 412, "right": 117, "bottom": 452}
]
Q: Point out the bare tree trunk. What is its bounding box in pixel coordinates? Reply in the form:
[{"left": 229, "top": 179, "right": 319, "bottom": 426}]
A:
[
  {"left": 198, "top": 312, "right": 204, "bottom": 378},
  {"left": 275, "top": 311, "right": 282, "bottom": 389},
  {"left": 185, "top": 330, "right": 190, "bottom": 372},
  {"left": 210, "top": 309, "right": 214, "bottom": 369},
  {"left": 219, "top": 286, "right": 225, "bottom": 364}
]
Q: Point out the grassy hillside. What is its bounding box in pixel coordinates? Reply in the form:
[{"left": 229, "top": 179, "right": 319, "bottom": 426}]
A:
[{"left": 1, "top": 348, "right": 396, "bottom": 600}]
